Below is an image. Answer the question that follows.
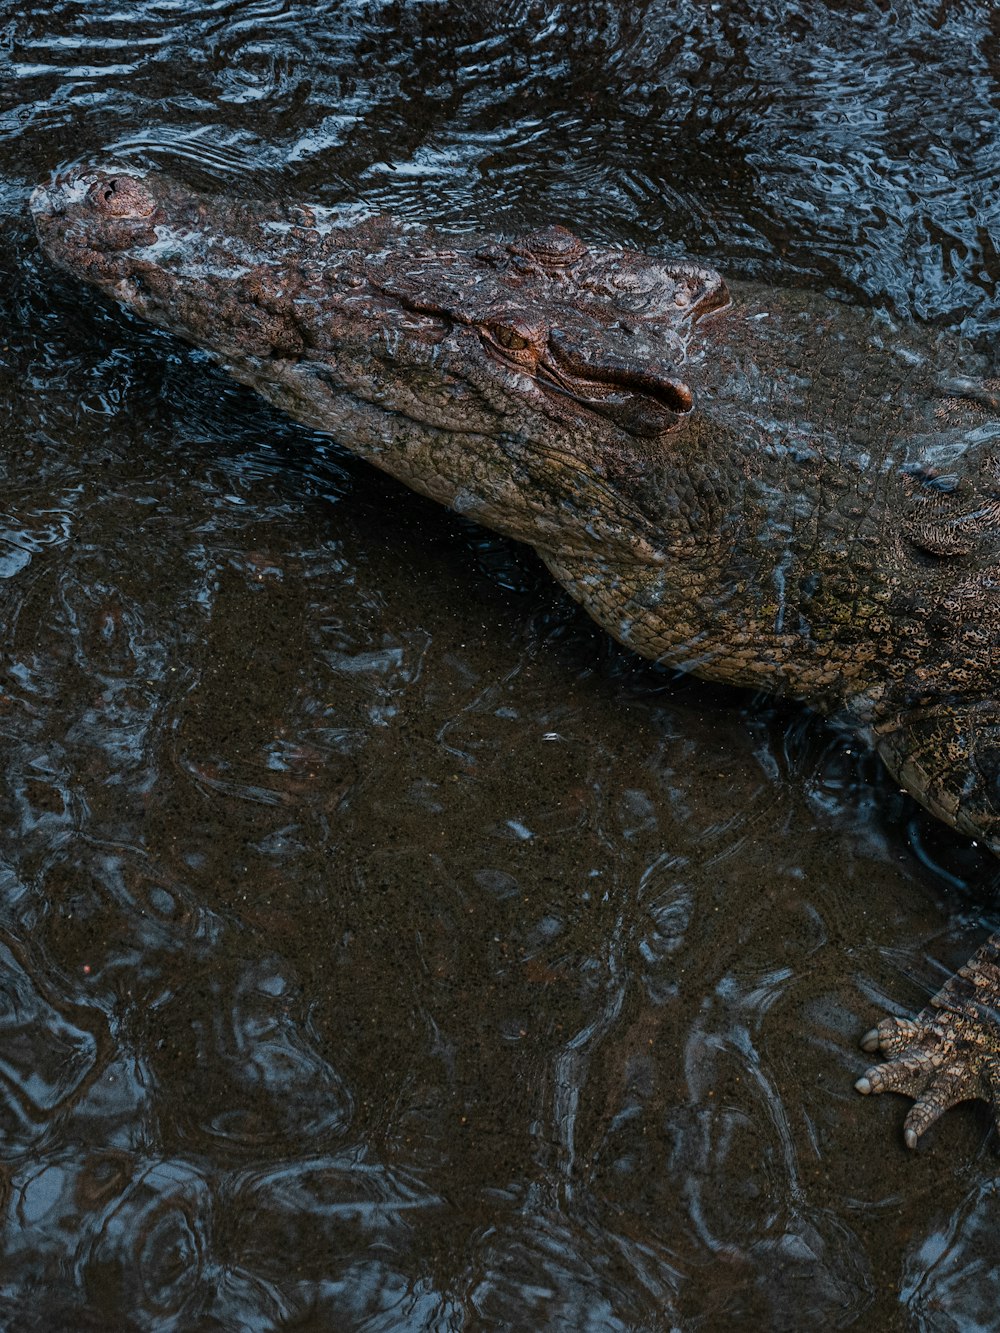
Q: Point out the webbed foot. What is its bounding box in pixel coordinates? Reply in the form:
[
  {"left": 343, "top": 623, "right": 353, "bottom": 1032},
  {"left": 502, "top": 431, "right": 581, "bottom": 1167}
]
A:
[{"left": 856, "top": 931, "right": 1000, "bottom": 1148}]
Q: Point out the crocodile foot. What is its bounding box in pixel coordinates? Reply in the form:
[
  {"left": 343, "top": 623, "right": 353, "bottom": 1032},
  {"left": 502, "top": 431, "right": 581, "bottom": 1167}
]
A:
[{"left": 856, "top": 930, "right": 1000, "bottom": 1148}]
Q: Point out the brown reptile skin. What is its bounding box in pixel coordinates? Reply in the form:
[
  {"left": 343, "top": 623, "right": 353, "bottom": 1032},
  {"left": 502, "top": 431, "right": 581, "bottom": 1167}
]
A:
[{"left": 31, "top": 164, "right": 1000, "bottom": 1151}]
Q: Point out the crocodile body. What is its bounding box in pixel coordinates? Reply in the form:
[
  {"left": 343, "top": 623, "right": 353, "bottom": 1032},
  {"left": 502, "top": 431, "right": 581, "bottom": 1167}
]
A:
[{"left": 31, "top": 165, "right": 1000, "bottom": 1149}]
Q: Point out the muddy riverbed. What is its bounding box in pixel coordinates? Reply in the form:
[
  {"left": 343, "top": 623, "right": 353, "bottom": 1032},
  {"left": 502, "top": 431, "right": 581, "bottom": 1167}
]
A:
[{"left": 2, "top": 3, "right": 999, "bottom": 1327}]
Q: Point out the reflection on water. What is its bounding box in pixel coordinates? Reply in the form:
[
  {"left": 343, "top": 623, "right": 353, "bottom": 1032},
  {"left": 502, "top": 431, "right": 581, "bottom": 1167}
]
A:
[{"left": 2, "top": 1, "right": 1000, "bottom": 1326}]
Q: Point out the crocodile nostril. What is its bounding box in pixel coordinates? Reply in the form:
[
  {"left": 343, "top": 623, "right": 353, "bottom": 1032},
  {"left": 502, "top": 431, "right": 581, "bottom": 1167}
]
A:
[{"left": 88, "top": 173, "right": 156, "bottom": 219}]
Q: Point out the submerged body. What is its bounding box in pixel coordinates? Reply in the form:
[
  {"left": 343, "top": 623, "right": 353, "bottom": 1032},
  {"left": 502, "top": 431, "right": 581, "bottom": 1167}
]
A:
[{"left": 32, "top": 165, "right": 1000, "bottom": 1149}]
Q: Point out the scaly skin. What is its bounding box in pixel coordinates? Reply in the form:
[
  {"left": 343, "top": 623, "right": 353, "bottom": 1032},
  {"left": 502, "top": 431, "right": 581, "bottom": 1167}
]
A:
[{"left": 30, "top": 165, "right": 1000, "bottom": 1150}]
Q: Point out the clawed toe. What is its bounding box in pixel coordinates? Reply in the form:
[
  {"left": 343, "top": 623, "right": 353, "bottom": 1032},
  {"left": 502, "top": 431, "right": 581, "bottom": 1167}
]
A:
[
  {"left": 857, "top": 1055, "right": 971, "bottom": 1146},
  {"left": 860, "top": 1016, "right": 921, "bottom": 1056},
  {"left": 855, "top": 1056, "right": 930, "bottom": 1100},
  {"left": 902, "top": 1082, "right": 958, "bottom": 1150},
  {"left": 856, "top": 932, "right": 1000, "bottom": 1149}
]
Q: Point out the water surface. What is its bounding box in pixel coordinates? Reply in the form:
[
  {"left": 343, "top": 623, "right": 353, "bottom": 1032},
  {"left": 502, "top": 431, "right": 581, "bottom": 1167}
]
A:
[{"left": 2, "top": 2, "right": 1000, "bottom": 1327}]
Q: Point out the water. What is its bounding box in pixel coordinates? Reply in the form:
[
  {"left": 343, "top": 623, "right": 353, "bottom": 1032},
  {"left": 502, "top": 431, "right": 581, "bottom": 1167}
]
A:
[{"left": 3, "top": 2, "right": 1000, "bottom": 1327}]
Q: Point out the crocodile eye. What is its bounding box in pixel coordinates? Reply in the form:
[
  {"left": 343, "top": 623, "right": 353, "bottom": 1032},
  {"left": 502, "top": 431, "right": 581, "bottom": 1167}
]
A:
[
  {"left": 480, "top": 317, "right": 544, "bottom": 365},
  {"left": 509, "top": 225, "right": 586, "bottom": 267},
  {"left": 494, "top": 325, "right": 529, "bottom": 351}
]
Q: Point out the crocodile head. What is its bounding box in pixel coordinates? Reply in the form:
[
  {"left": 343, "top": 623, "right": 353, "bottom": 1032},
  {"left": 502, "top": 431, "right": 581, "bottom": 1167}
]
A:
[{"left": 31, "top": 165, "right": 729, "bottom": 563}]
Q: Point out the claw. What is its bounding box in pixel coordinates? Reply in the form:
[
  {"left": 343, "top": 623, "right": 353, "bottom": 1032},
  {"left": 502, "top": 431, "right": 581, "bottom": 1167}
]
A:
[
  {"left": 856, "top": 1056, "right": 928, "bottom": 1099},
  {"left": 860, "top": 1016, "right": 921, "bottom": 1057},
  {"left": 856, "top": 931, "right": 1000, "bottom": 1149},
  {"left": 903, "top": 1079, "right": 957, "bottom": 1149}
]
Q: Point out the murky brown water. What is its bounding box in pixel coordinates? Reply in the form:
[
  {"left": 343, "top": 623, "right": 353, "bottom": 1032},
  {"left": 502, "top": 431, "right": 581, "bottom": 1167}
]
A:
[{"left": 3, "top": 2, "right": 1000, "bottom": 1327}]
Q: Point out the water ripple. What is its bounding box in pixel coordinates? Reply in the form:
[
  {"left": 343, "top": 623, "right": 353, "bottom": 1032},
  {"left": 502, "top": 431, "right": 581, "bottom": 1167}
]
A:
[{"left": 6, "top": 0, "right": 1000, "bottom": 1326}]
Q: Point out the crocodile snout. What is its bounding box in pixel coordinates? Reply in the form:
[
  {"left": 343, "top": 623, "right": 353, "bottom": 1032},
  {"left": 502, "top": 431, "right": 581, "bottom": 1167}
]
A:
[{"left": 31, "top": 166, "right": 158, "bottom": 225}]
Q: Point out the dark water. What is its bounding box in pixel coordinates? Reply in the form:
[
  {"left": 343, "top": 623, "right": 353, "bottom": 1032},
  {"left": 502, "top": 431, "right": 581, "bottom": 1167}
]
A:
[{"left": 2, "top": 2, "right": 1000, "bottom": 1327}]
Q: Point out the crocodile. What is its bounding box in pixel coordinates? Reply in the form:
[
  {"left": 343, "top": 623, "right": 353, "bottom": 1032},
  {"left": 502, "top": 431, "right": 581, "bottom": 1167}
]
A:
[{"left": 31, "top": 164, "right": 1000, "bottom": 1151}]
